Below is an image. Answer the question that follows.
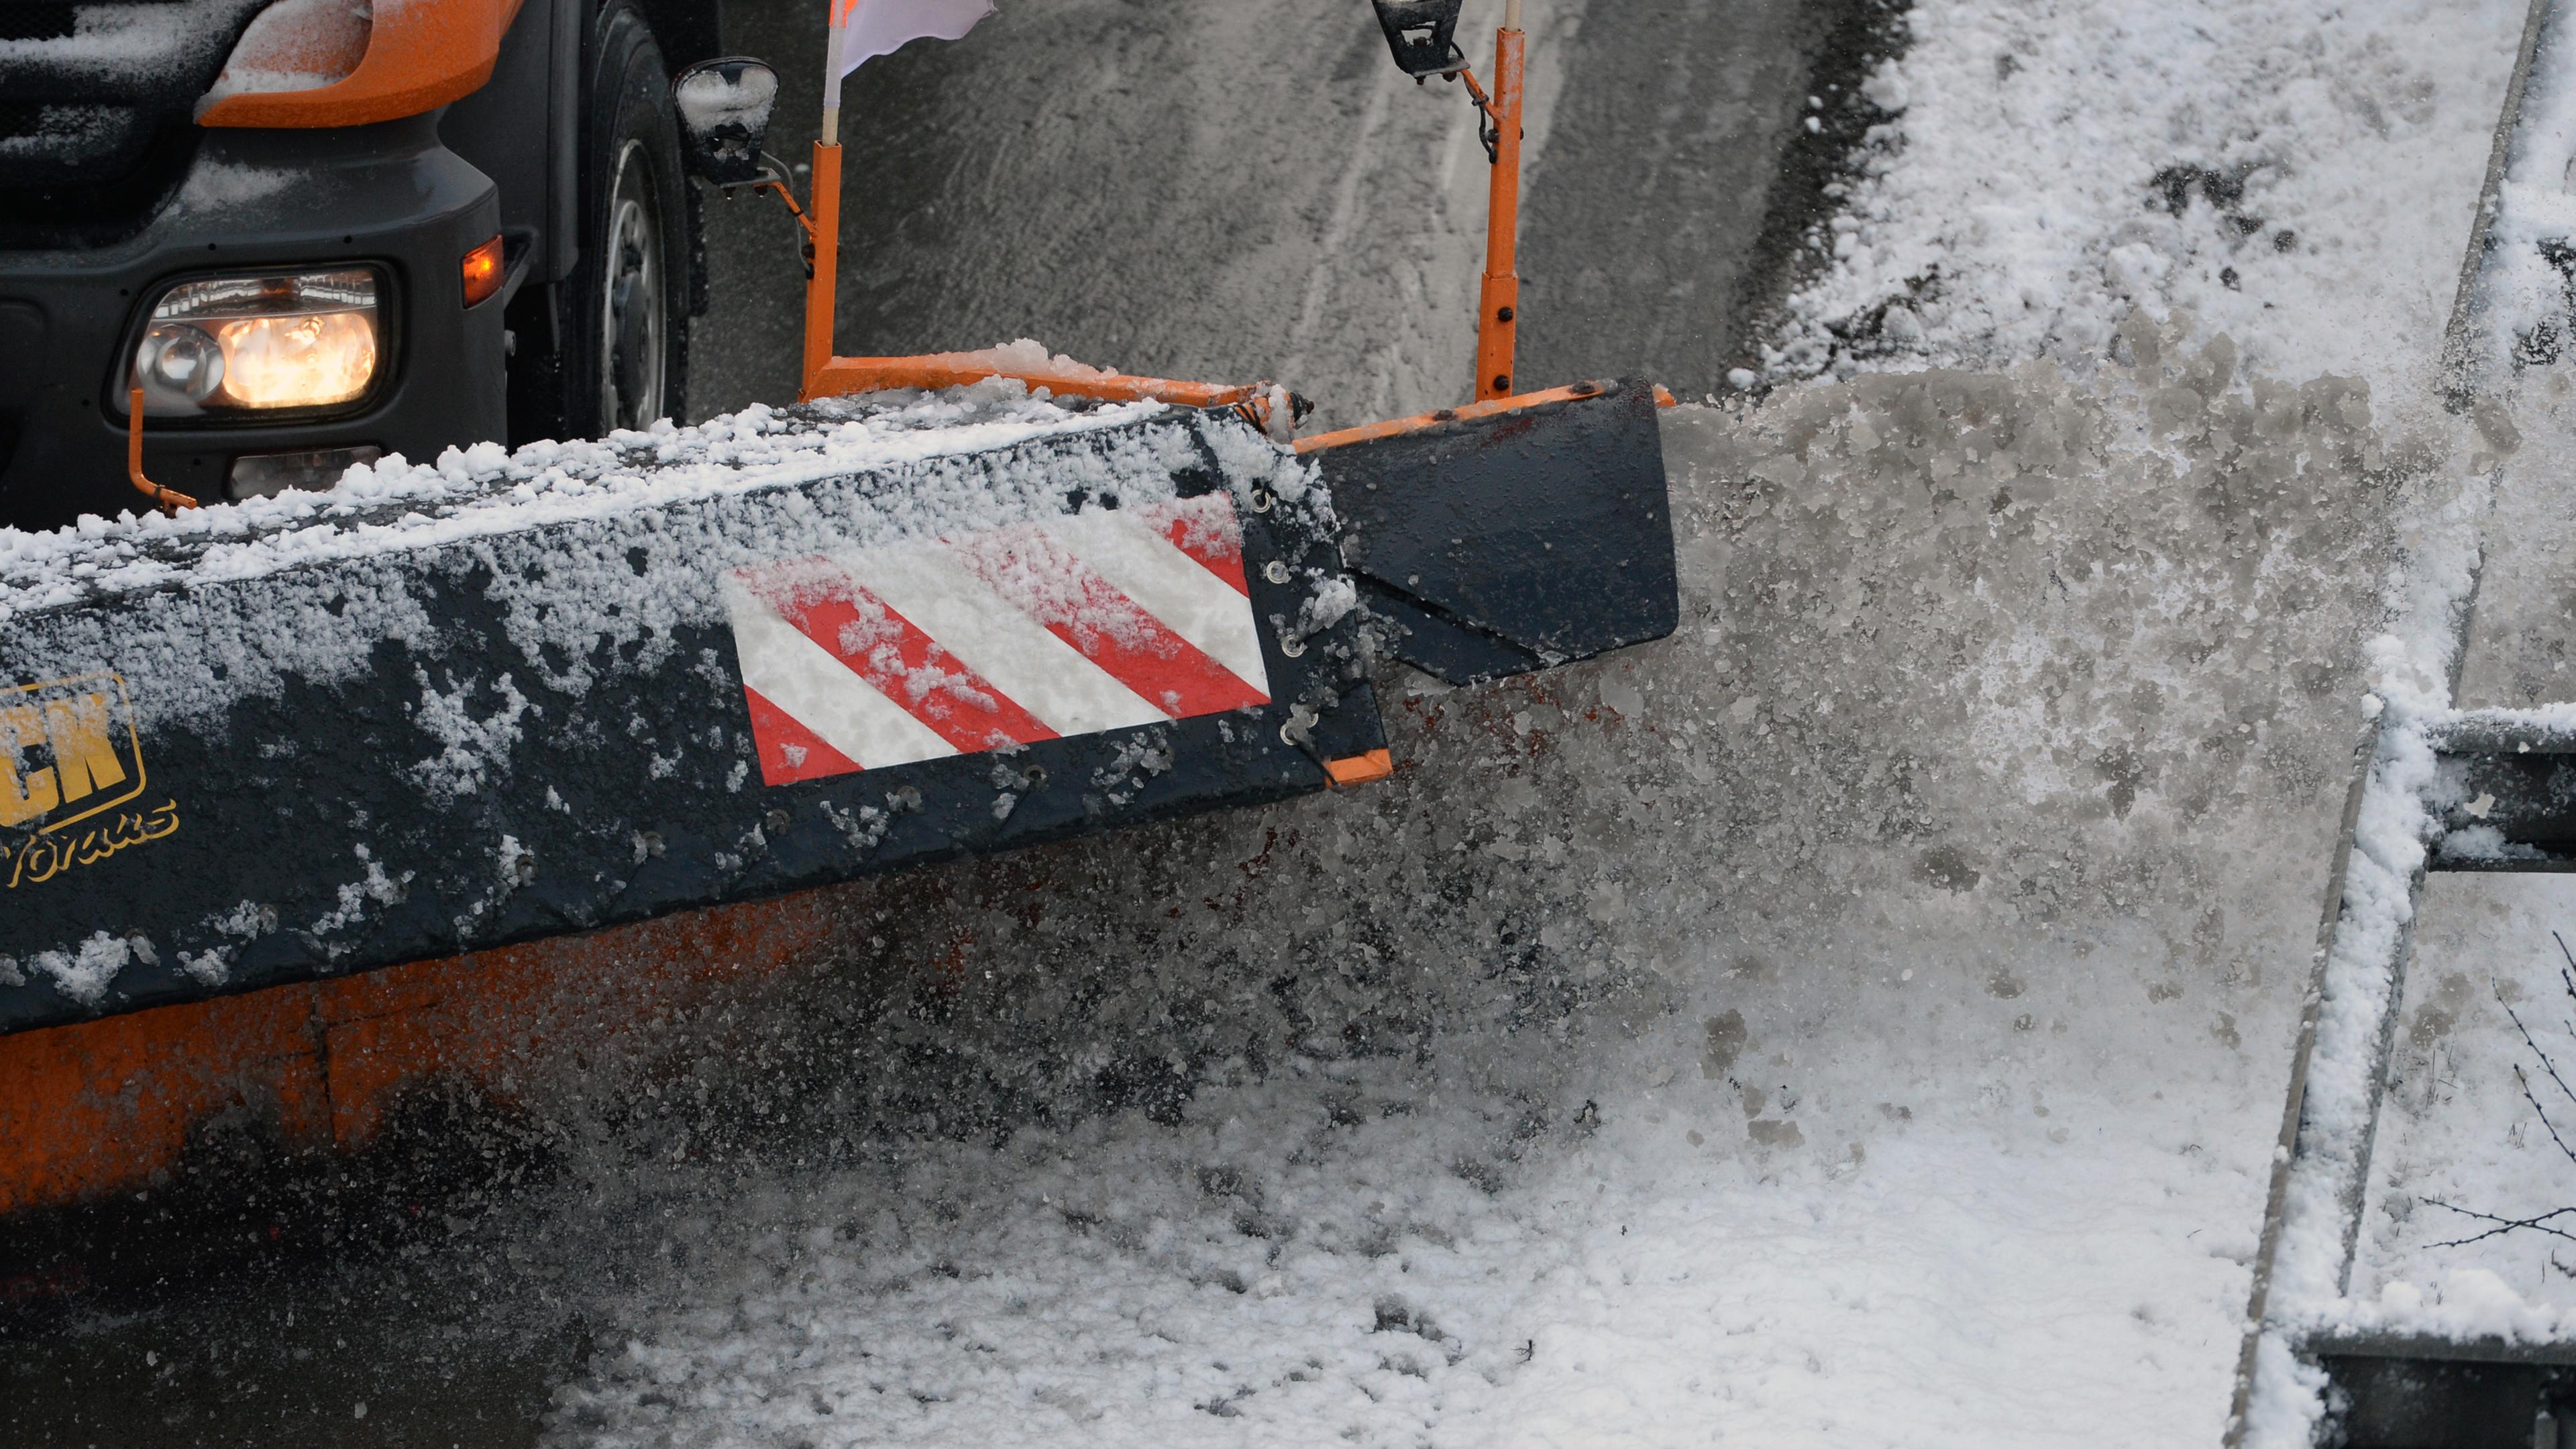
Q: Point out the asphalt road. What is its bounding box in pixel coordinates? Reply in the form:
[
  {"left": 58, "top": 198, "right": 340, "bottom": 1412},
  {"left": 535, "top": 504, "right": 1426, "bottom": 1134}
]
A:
[{"left": 0, "top": 2, "right": 1860, "bottom": 1444}]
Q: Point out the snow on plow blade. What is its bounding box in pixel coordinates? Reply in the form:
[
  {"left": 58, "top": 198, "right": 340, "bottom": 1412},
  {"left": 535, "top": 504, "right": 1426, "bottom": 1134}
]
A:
[
  {"left": 1303, "top": 378, "right": 1677, "bottom": 684},
  {"left": 0, "top": 399, "right": 1393, "bottom": 1037}
]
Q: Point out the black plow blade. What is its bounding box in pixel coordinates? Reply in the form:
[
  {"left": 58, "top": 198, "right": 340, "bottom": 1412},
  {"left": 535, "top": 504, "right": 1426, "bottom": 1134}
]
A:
[{"left": 1304, "top": 378, "right": 1679, "bottom": 685}]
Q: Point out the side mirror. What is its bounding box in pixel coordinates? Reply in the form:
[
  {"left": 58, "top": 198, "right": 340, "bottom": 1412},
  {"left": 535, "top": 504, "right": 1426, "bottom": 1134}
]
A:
[
  {"left": 673, "top": 56, "right": 780, "bottom": 187},
  {"left": 1370, "top": 0, "right": 1466, "bottom": 77}
]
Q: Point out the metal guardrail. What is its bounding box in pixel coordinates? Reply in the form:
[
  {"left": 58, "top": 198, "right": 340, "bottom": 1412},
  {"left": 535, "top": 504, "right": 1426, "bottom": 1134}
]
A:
[{"left": 2227, "top": 0, "right": 2576, "bottom": 1439}]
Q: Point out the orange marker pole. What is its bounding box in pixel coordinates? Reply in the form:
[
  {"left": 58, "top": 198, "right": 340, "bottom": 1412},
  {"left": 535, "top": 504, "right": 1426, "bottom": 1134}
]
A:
[
  {"left": 802, "top": 9, "right": 852, "bottom": 398},
  {"left": 802, "top": 140, "right": 843, "bottom": 394},
  {"left": 1474, "top": 5, "right": 1525, "bottom": 402}
]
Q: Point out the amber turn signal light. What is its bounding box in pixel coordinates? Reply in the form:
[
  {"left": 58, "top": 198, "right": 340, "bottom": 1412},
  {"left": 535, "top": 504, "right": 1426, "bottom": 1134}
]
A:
[{"left": 462, "top": 235, "right": 504, "bottom": 308}]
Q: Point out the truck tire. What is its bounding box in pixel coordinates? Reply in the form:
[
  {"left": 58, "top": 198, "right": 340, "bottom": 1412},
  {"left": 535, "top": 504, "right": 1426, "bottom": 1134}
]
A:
[{"left": 506, "top": 1, "right": 692, "bottom": 443}]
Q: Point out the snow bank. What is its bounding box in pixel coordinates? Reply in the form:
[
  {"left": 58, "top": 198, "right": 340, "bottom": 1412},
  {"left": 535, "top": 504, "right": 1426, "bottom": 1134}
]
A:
[
  {"left": 2466, "top": 0, "right": 2576, "bottom": 384},
  {"left": 2261, "top": 474, "right": 2493, "bottom": 1309},
  {"left": 2233, "top": 465, "right": 2493, "bottom": 1444},
  {"left": 1767, "top": 0, "right": 2521, "bottom": 404}
]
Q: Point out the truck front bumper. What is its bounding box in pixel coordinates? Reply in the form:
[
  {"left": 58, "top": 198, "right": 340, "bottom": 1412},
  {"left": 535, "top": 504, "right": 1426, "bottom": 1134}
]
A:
[{"left": 0, "top": 115, "right": 504, "bottom": 533}]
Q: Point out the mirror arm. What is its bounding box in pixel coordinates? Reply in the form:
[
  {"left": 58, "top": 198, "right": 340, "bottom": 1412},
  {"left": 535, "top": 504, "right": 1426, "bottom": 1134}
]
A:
[
  {"left": 722, "top": 152, "right": 817, "bottom": 248},
  {"left": 755, "top": 180, "right": 814, "bottom": 237},
  {"left": 1445, "top": 66, "right": 1499, "bottom": 165}
]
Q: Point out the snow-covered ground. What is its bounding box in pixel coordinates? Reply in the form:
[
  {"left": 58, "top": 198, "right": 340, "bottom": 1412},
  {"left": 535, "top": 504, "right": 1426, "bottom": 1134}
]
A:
[
  {"left": 509, "top": 3, "right": 2557, "bottom": 1445},
  {"left": 1768, "top": 0, "right": 2521, "bottom": 405},
  {"left": 555, "top": 1075, "right": 2261, "bottom": 1446}
]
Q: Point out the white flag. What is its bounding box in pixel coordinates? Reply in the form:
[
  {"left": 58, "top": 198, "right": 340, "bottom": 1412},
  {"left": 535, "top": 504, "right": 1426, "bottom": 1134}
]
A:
[{"left": 833, "top": 0, "right": 995, "bottom": 75}]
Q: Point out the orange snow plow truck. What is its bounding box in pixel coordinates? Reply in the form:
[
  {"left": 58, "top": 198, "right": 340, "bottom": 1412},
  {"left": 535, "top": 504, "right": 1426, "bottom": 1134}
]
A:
[{"left": 0, "top": 0, "right": 1677, "bottom": 1238}]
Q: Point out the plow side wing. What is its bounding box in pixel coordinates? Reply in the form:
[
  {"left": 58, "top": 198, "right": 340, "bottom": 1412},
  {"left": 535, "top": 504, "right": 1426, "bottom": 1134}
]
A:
[{"left": 1307, "top": 378, "right": 1678, "bottom": 684}]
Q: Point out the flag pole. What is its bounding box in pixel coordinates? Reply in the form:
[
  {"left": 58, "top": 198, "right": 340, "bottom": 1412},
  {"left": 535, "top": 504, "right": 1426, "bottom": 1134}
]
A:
[{"left": 800, "top": 5, "right": 850, "bottom": 396}]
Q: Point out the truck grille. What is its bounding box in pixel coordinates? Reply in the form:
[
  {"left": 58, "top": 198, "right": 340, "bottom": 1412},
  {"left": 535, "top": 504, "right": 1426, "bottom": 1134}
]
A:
[
  {"left": 0, "top": 102, "right": 157, "bottom": 187},
  {"left": 0, "top": 0, "right": 270, "bottom": 245}
]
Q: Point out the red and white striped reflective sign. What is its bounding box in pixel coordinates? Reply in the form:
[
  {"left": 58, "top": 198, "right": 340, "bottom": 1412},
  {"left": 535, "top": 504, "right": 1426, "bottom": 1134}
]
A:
[{"left": 724, "top": 494, "right": 1271, "bottom": 786}]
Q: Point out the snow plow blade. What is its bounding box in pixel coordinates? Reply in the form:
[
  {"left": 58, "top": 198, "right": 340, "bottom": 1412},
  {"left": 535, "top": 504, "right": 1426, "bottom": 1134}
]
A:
[
  {"left": 0, "top": 402, "right": 1391, "bottom": 1042},
  {"left": 1302, "top": 379, "right": 1678, "bottom": 684}
]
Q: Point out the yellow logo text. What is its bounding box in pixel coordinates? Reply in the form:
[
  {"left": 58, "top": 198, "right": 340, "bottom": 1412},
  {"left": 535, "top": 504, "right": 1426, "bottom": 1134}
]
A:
[
  {"left": 0, "top": 674, "right": 179, "bottom": 888},
  {"left": 5, "top": 800, "right": 180, "bottom": 889}
]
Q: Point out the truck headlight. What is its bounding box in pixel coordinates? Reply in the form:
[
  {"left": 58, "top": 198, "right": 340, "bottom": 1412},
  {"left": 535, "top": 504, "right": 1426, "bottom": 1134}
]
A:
[{"left": 129, "top": 269, "right": 384, "bottom": 418}]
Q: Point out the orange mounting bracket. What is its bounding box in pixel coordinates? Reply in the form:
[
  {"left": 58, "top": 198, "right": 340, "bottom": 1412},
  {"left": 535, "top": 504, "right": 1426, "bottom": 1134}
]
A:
[
  {"left": 1401, "top": 11, "right": 1522, "bottom": 403},
  {"left": 806, "top": 356, "right": 1257, "bottom": 409},
  {"left": 1465, "top": 9, "right": 1524, "bottom": 402},
  {"left": 804, "top": 351, "right": 1301, "bottom": 437},
  {"left": 743, "top": 176, "right": 814, "bottom": 243},
  {"left": 727, "top": 168, "right": 819, "bottom": 288},
  {"left": 125, "top": 390, "right": 198, "bottom": 515},
  {"left": 803, "top": 140, "right": 845, "bottom": 385}
]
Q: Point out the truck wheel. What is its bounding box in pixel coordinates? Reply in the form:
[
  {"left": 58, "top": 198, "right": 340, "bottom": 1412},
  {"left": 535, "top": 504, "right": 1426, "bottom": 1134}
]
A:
[{"left": 506, "top": 1, "right": 692, "bottom": 443}]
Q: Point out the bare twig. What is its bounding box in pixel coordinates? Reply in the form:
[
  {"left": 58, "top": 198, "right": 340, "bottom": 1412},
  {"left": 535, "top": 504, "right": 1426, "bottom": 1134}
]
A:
[
  {"left": 2504, "top": 994, "right": 2576, "bottom": 1135},
  {"left": 2431, "top": 947, "right": 2576, "bottom": 1256},
  {"left": 2511, "top": 1062, "right": 2576, "bottom": 1172},
  {"left": 2422, "top": 1197, "right": 2576, "bottom": 1249}
]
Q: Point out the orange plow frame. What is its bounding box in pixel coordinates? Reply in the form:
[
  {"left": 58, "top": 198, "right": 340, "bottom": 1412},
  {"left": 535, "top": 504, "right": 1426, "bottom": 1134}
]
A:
[
  {"left": 786, "top": 13, "right": 1527, "bottom": 419},
  {"left": 790, "top": 146, "right": 1287, "bottom": 425}
]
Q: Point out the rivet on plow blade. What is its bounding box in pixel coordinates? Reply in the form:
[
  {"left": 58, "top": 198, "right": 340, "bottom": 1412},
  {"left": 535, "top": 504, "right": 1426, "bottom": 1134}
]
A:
[{"left": 1300, "top": 377, "right": 1680, "bottom": 684}]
